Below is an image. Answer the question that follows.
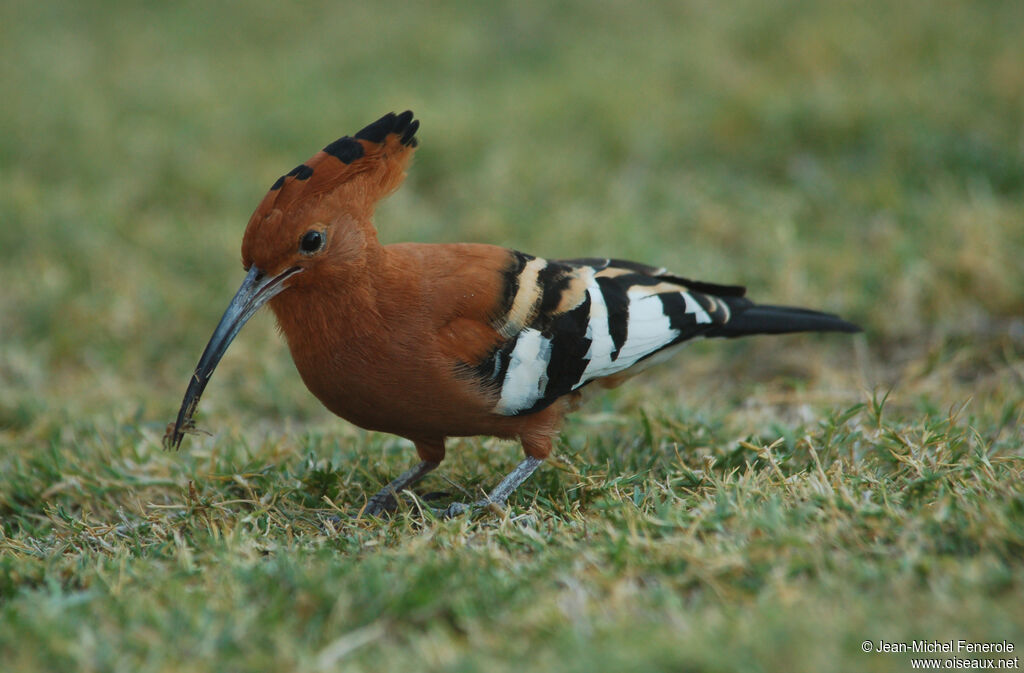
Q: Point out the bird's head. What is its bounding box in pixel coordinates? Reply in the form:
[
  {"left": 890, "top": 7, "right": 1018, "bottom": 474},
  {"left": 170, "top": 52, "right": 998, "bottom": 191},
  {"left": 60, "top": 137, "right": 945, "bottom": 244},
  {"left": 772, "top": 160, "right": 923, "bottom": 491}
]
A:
[{"left": 164, "top": 111, "right": 419, "bottom": 449}]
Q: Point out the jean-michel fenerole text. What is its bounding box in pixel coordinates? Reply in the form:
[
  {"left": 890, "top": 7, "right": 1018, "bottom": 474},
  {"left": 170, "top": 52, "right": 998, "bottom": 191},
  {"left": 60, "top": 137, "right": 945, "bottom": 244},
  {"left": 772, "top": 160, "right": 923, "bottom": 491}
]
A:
[{"left": 873, "top": 640, "right": 1015, "bottom": 654}]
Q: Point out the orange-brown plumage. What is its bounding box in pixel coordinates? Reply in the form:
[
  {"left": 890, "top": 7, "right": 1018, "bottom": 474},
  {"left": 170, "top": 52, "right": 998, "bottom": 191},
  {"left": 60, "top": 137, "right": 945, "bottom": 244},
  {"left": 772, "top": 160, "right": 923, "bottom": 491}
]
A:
[
  {"left": 166, "top": 111, "right": 860, "bottom": 517},
  {"left": 271, "top": 241, "right": 562, "bottom": 454}
]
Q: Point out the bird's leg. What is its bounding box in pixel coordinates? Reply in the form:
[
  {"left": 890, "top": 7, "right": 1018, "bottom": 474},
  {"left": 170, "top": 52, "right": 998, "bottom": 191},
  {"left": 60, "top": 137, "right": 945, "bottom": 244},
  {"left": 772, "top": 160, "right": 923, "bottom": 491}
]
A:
[
  {"left": 362, "top": 460, "right": 439, "bottom": 517},
  {"left": 362, "top": 439, "right": 445, "bottom": 517},
  {"left": 440, "top": 456, "right": 544, "bottom": 518}
]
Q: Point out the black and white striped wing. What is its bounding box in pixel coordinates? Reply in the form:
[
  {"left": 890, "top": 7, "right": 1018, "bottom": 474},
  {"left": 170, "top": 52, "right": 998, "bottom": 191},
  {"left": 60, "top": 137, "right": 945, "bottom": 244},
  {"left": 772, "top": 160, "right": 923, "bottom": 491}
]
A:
[{"left": 474, "top": 254, "right": 743, "bottom": 416}]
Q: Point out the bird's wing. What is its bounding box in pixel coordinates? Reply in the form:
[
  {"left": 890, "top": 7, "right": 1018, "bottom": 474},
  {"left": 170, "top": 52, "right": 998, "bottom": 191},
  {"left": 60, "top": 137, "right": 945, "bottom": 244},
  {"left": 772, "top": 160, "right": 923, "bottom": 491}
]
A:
[
  {"left": 461, "top": 253, "right": 744, "bottom": 416},
  {"left": 248, "top": 110, "right": 419, "bottom": 226}
]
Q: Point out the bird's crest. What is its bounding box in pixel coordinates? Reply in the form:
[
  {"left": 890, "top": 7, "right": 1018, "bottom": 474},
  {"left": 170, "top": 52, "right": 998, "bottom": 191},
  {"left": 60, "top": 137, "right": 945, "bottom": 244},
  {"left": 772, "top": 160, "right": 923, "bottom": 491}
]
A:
[{"left": 249, "top": 110, "right": 419, "bottom": 226}]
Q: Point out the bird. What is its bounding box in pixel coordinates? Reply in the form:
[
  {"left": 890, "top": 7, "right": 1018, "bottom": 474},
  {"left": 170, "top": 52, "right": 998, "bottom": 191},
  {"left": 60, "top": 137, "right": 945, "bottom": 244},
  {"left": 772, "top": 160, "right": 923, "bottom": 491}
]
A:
[{"left": 164, "top": 110, "right": 860, "bottom": 518}]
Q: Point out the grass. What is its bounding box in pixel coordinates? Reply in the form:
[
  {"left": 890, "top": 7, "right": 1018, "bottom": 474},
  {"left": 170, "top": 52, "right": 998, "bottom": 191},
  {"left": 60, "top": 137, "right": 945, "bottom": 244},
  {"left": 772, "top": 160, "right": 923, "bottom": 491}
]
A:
[{"left": 1, "top": 0, "right": 1023, "bottom": 670}]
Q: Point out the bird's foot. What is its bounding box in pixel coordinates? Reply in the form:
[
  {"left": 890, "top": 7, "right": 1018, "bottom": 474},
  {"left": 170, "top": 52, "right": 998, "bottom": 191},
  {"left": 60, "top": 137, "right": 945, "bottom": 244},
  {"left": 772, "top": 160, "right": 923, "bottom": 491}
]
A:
[
  {"left": 435, "top": 456, "right": 546, "bottom": 519},
  {"left": 439, "top": 501, "right": 472, "bottom": 518},
  {"left": 361, "top": 491, "right": 399, "bottom": 518},
  {"left": 436, "top": 499, "right": 505, "bottom": 519},
  {"left": 358, "top": 460, "right": 442, "bottom": 519}
]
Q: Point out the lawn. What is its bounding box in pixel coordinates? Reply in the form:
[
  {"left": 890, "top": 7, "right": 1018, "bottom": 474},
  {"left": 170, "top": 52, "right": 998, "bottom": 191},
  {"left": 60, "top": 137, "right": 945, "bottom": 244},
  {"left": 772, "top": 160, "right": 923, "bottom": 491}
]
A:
[{"left": 1, "top": 0, "right": 1023, "bottom": 671}]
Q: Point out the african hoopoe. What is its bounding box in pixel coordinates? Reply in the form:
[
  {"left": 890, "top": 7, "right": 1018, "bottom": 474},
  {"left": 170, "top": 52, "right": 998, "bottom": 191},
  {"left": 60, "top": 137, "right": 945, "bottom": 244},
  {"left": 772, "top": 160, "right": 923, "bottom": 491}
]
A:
[{"left": 165, "top": 110, "right": 860, "bottom": 518}]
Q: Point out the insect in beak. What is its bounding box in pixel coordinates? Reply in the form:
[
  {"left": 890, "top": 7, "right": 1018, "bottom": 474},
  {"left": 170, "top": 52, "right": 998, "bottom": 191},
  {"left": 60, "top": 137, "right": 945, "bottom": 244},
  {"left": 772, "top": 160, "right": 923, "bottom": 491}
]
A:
[{"left": 164, "top": 264, "right": 302, "bottom": 449}]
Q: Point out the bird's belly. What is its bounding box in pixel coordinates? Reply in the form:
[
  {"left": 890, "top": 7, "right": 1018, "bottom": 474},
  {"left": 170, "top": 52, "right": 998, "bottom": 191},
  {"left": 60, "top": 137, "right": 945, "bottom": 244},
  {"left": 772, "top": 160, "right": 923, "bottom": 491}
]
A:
[{"left": 293, "top": 355, "right": 511, "bottom": 440}]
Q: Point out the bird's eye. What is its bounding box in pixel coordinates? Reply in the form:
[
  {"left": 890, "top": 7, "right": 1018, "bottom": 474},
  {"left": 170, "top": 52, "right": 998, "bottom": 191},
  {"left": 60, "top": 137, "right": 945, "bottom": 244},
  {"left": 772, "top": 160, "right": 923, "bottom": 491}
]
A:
[{"left": 299, "top": 230, "right": 325, "bottom": 255}]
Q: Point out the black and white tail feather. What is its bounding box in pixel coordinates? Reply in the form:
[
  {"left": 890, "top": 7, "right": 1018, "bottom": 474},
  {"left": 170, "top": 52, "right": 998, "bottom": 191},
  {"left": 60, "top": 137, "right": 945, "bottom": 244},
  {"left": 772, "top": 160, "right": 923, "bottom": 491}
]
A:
[{"left": 471, "top": 253, "right": 860, "bottom": 417}]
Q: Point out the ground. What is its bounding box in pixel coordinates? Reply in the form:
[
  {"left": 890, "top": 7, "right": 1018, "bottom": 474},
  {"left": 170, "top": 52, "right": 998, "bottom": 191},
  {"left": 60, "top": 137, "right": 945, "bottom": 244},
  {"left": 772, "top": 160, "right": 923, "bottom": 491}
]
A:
[{"left": 1, "top": 1, "right": 1022, "bottom": 671}]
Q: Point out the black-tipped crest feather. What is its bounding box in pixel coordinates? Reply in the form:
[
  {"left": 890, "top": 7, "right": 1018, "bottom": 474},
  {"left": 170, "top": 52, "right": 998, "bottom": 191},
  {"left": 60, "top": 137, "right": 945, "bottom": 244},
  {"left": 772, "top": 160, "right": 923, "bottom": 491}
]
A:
[{"left": 354, "top": 110, "right": 419, "bottom": 146}]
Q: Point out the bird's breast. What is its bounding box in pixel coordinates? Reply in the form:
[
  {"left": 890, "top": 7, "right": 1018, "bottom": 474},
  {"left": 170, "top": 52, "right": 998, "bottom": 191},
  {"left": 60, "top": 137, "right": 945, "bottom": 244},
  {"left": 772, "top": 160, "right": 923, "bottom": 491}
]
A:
[{"left": 279, "top": 313, "right": 512, "bottom": 440}]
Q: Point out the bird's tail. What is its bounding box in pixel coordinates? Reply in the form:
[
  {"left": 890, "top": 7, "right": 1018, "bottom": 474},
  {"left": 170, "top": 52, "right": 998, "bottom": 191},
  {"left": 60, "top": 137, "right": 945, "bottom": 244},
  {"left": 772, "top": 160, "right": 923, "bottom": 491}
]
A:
[{"left": 705, "top": 299, "right": 861, "bottom": 339}]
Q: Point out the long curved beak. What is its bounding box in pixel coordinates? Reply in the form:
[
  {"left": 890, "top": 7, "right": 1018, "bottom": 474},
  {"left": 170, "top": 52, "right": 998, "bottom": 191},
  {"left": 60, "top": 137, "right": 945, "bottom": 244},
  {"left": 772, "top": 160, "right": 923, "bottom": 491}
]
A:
[{"left": 164, "top": 265, "right": 301, "bottom": 450}]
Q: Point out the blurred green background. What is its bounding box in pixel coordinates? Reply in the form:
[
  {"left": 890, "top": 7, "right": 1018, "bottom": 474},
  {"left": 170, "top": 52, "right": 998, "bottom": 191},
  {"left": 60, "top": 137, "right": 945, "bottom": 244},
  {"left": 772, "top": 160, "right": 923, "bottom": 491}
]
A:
[
  {"left": 1, "top": 1, "right": 1022, "bottom": 671},
  {"left": 2, "top": 0, "right": 1021, "bottom": 426},
  {"left": 4, "top": 0, "right": 1019, "bottom": 413}
]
